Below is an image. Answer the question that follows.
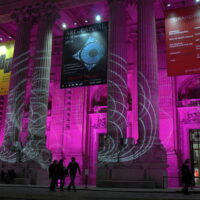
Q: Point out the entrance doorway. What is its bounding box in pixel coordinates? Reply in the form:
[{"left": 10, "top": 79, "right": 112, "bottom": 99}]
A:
[{"left": 190, "top": 129, "right": 200, "bottom": 186}]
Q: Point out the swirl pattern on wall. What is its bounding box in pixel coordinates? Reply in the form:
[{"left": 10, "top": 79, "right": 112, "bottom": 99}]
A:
[{"left": 97, "top": 54, "right": 159, "bottom": 165}]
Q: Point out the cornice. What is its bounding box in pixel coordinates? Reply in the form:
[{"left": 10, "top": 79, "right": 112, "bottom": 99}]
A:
[{"left": 0, "top": 0, "right": 105, "bottom": 23}]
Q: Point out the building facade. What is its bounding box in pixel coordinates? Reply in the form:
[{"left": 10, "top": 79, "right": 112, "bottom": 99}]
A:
[{"left": 0, "top": 0, "right": 200, "bottom": 188}]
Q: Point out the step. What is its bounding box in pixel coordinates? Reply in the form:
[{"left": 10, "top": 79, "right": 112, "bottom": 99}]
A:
[{"left": 97, "top": 180, "right": 155, "bottom": 188}]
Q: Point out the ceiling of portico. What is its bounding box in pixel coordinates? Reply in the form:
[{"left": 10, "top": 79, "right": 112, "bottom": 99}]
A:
[{"left": 0, "top": 0, "right": 199, "bottom": 42}]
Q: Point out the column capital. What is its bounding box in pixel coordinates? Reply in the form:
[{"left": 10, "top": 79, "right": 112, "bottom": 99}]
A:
[
  {"left": 108, "top": 0, "right": 127, "bottom": 6},
  {"left": 11, "top": 6, "right": 33, "bottom": 24},
  {"left": 32, "top": 0, "right": 59, "bottom": 23},
  {"left": 137, "top": 0, "right": 155, "bottom": 4}
]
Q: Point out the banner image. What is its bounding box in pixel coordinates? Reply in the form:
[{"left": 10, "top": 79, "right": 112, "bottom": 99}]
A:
[
  {"left": 165, "top": 6, "right": 200, "bottom": 76},
  {"left": 0, "top": 41, "right": 14, "bottom": 95},
  {"left": 61, "top": 22, "right": 108, "bottom": 88}
]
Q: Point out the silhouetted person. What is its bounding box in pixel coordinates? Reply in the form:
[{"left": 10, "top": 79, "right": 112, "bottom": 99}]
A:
[
  {"left": 0, "top": 170, "right": 5, "bottom": 182},
  {"left": 49, "top": 160, "right": 58, "bottom": 191},
  {"left": 181, "top": 159, "right": 192, "bottom": 194},
  {"left": 9, "top": 169, "right": 16, "bottom": 180},
  {"left": 57, "top": 159, "right": 66, "bottom": 191},
  {"left": 66, "top": 157, "right": 81, "bottom": 192}
]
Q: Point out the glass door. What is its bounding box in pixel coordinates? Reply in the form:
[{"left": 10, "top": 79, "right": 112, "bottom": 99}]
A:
[{"left": 190, "top": 129, "right": 200, "bottom": 186}]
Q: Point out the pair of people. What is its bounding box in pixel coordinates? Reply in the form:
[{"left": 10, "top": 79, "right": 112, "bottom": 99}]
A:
[{"left": 49, "top": 157, "right": 81, "bottom": 192}]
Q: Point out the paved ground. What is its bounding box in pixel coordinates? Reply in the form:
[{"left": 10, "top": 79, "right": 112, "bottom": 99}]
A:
[{"left": 0, "top": 185, "right": 200, "bottom": 200}]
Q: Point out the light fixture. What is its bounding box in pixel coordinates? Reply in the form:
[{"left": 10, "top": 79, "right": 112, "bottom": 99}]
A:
[
  {"left": 196, "top": 0, "right": 200, "bottom": 3},
  {"left": 0, "top": 38, "right": 3, "bottom": 41},
  {"left": 74, "top": 22, "right": 77, "bottom": 26},
  {"left": 62, "top": 23, "right": 67, "bottom": 29},
  {"left": 85, "top": 20, "right": 88, "bottom": 23},
  {"left": 167, "top": 3, "right": 171, "bottom": 7},
  {"left": 8, "top": 36, "right": 12, "bottom": 39},
  {"left": 95, "top": 15, "right": 101, "bottom": 22}
]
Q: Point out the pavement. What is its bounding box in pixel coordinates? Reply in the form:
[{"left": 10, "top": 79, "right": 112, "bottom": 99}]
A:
[{"left": 0, "top": 184, "right": 200, "bottom": 200}]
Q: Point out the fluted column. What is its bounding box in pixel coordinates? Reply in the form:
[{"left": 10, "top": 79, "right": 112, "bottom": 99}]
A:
[
  {"left": 137, "top": 0, "right": 160, "bottom": 145},
  {"left": 107, "top": 0, "right": 127, "bottom": 142},
  {"left": 3, "top": 7, "right": 32, "bottom": 150},
  {"left": 28, "top": 1, "right": 58, "bottom": 146}
]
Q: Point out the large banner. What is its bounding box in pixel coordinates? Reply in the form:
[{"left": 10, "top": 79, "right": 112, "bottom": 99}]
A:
[
  {"left": 165, "top": 6, "right": 200, "bottom": 76},
  {"left": 0, "top": 41, "right": 14, "bottom": 95},
  {"left": 61, "top": 22, "right": 108, "bottom": 88}
]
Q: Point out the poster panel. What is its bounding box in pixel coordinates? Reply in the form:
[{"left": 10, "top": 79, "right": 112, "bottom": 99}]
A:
[
  {"left": 61, "top": 22, "right": 108, "bottom": 88},
  {"left": 165, "top": 6, "right": 200, "bottom": 76},
  {"left": 0, "top": 41, "right": 14, "bottom": 95}
]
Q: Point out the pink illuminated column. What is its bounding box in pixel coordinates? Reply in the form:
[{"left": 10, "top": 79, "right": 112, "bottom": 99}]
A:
[
  {"left": 137, "top": 0, "right": 161, "bottom": 144},
  {"left": 107, "top": 0, "right": 127, "bottom": 142},
  {"left": 28, "top": 1, "right": 58, "bottom": 147},
  {"left": 3, "top": 7, "right": 32, "bottom": 149}
]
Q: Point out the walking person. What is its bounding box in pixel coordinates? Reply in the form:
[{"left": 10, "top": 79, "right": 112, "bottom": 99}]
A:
[
  {"left": 57, "top": 159, "right": 66, "bottom": 191},
  {"left": 49, "top": 160, "right": 58, "bottom": 192},
  {"left": 66, "top": 157, "right": 81, "bottom": 192},
  {"left": 181, "top": 159, "right": 193, "bottom": 194}
]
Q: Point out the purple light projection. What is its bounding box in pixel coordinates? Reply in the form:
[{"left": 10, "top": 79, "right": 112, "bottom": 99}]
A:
[
  {"left": 0, "top": 46, "right": 199, "bottom": 186},
  {"left": 1, "top": 0, "right": 200, "bottom": 188}
]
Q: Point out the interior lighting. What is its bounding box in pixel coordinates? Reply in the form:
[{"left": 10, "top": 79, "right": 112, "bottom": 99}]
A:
[
  {"left": 62, "top": 23, "right": 67, "bottom": 29},
  {"left": 74, "top": 22, "right": 77, "bottom": 26},
  {"left": 85, "top": 20, "right": 88, "bottom": 23},
  {"left": 0, "top": 38, "right": 3, "bottom": 41},
  {"left": 95, "top": 15, "right": 101, "bottom": 22},
  {"left": 196, "top": 0, "right": 200, "bottom": 3},
  {"left": 0, "top": 46, "right": 7, "bottom": 54}
]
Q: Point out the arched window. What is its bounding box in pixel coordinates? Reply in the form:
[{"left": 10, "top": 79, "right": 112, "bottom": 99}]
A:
[{"left": 178, "top": 76, "right": 200, "bottom": 101}]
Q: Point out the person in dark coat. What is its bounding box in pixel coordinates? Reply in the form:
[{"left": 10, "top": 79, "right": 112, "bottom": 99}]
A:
[
  {"left": 181, "top": 159, "right": 193, "bottom": 194},
  {"left": 66, "top": 157, "right": 81, "bottom": 192},
  {"left": 57, "top": 159, "right": 66, "bottom": 191},
  {"left": 49, "top": 160, "right": 58, "bottom": 191}
]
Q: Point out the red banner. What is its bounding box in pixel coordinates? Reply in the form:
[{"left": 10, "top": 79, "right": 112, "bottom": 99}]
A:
[{"left": 165, "top": 6, "right": 200, "bottom": 76}]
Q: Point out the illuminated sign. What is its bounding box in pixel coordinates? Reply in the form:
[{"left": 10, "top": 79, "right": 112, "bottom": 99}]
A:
[
  {"left": 0, "top": 41, "right": 14, "bottom": 95},
  {"left": 165, "top": 6, "right": 200, "bottom": 76},
  {"left": 61, "top": 22, "right": 108, "bottom": 88}
]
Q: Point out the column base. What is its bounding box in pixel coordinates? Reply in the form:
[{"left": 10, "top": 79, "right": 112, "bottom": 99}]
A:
[
  {"left": 0, "top": 139, "right": 51, "bottom": 168},
  {"left": 0, "top": 160, "right": 49, "bottom": 185},
  {"left": 96, "top": 143, "right": 167, "bottom": 188},
  {"left": 166, "top": 151, "right": 180, "bottom": 187},
  {"left": 0, "top": 145, "right": 18, "bottom": 163},
  {"left": 21, "top": 140, "right": 52, "bottom": 169}
]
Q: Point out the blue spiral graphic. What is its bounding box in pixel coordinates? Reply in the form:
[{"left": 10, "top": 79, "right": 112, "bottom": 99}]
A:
[{"left": 73, "top": 36, "right": 105, "bottom": 71}]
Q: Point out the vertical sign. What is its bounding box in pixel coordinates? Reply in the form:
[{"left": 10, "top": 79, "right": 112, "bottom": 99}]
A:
[
  {"left": 0, "top": 41, "right": 14, "bottom": 95},
  {"left": 61, "top": 22, "right": 108, "bottom": 88},
  {"left": 165, "top": 6, "right": 200, "bottom": 76}
]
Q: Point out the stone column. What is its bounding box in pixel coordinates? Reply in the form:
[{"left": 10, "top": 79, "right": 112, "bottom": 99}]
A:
[
  {"left": 107, "top": 0, "right": 127, "bottom": 142},
  {"left": 97, "top": 0, "right": 167, "bottom": 188},
  {"left": 3, "top": 7, "right": 32, "bottom": 150},
  {"left": 137, "top": 0, "right": 161, "bottom": 145},
  {"left": 26, "top": 0, "right": 58, "bottom": 159}
]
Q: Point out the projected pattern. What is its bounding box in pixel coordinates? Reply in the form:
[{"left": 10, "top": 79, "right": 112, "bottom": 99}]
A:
[
  {"left": 0, "top": 51, "right": 30, "bottom": 163},
  {"left": 98, "top": 53, "right": 158, "bottom": 164},
  {"left": 0, "top": 50, "right": 51, "bottom": 168},
  {"left": 24, "top": 46, "right": 52, "bottom": 168},
  {"left": 0, "top": 57, "right": 172, "bottom": 167}
]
